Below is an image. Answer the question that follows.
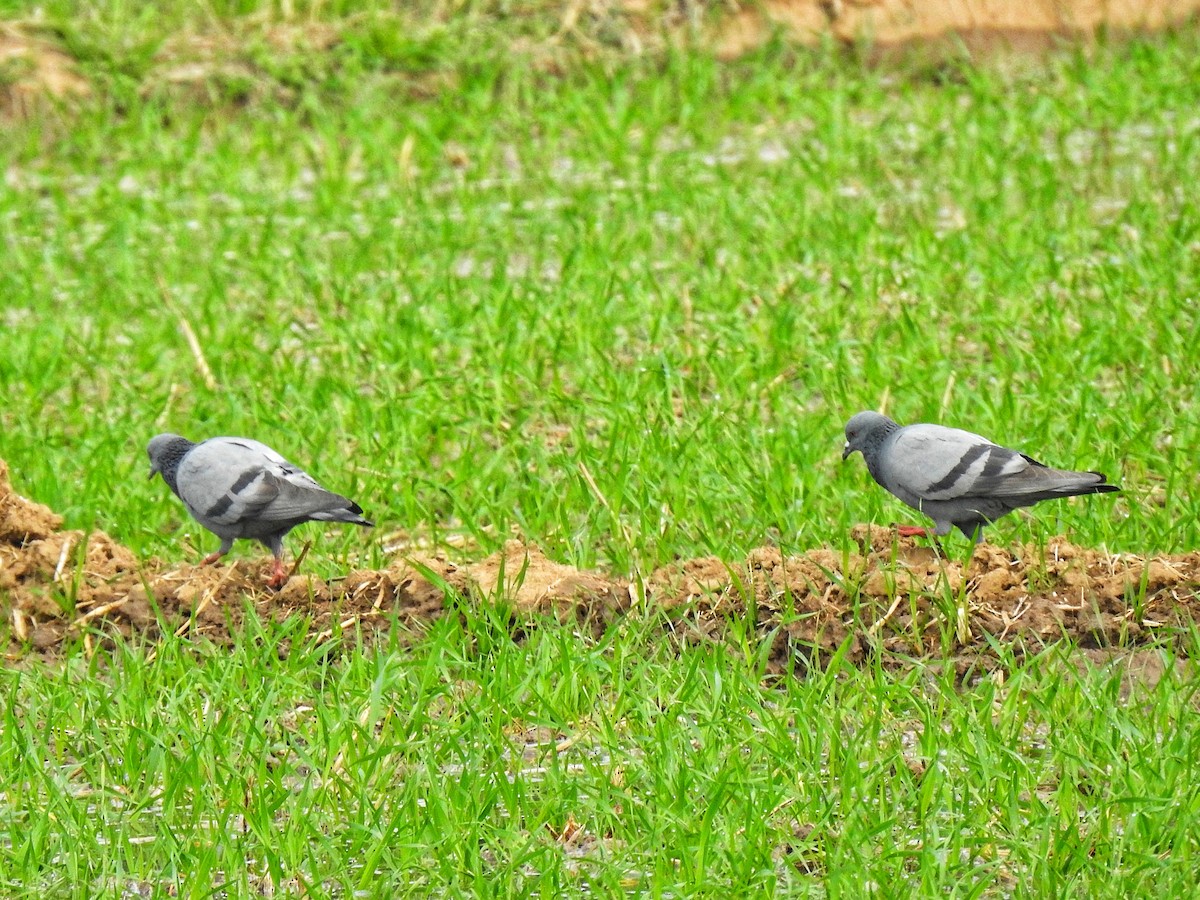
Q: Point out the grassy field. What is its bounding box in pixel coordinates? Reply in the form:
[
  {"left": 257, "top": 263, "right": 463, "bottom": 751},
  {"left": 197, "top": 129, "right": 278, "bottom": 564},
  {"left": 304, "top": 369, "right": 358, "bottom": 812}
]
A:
[{"left": 2, "top": 2, "right": 1200, "bottom": 894}]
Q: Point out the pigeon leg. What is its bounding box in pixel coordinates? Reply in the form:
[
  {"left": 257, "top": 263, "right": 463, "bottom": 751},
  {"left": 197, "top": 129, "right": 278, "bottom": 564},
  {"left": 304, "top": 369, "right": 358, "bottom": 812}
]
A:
[
  {"left": 263, "top": 536, "right": 288, "bottom": 590},
  {"left": 201, "top": 540, "right": 233, "bottom": 566}
]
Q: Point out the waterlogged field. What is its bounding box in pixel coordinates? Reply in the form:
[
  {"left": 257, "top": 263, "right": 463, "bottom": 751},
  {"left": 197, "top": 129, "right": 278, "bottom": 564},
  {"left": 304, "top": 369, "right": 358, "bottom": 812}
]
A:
[{"left": 1, "top": 6, "right": 1200, "bottom": 894}]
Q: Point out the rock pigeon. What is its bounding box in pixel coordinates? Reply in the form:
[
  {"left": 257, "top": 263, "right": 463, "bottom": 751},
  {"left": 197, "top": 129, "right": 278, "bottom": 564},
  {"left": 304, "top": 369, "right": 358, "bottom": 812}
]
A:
[
  {"left": 842, "top": 411, "right": 1119, "bottom": 541},
  {"left": 147, "top": 434, "right": 373, "bottom": 588}
]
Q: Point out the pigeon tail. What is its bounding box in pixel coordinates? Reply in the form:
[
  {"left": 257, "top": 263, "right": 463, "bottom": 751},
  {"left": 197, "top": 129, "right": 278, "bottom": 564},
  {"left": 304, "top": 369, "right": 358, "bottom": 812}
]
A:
[
  {"left": 1083, "top": 471, "right": 1121, "bottom": 493},
  {"left": 311, "top": 498, "right": 373, "bottom": 527},
  {"left": 1001, "top": 467, "right": 1121, "bottom": 502}
]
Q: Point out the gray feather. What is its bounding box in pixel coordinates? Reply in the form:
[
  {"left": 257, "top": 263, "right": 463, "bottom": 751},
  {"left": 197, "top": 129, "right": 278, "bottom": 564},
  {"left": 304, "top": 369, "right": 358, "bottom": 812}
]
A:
[
  {"left": 842, "top": 411, "right": 1119, "bottom": 541},
  {"left": 147, "top": 433, "right": 372, "bottom": 560}
]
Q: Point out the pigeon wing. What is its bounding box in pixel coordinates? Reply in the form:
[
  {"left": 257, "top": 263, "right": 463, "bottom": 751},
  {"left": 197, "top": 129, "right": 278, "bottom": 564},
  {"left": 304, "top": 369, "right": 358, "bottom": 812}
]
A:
[
  {"left": 251, "top": 470, "right": 361, "bottom": 523},
  {"left": 177, "top": 438, "right": 339, "bottom": 528},
  {"left": 883, "top": 425, "right": 1032, "bottom": 502},
  {"left": 220, "top": 438, "right": 326, "bottom": 492}
]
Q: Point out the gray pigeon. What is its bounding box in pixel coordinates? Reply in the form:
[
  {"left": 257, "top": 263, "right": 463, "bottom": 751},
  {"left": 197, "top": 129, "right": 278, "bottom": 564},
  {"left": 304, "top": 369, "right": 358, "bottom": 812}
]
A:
[
  {"left": 147, "top": 434, "right": 373, "bottom": 588},
  {"left": 842, "top": 411, "right": 1119, "bottom": 541}
]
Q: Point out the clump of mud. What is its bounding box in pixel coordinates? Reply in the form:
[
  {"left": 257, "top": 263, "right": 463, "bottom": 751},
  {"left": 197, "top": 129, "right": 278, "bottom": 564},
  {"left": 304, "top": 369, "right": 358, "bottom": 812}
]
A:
[{"left": 2, "top": 457, "right": 1198, "bottom": 669}]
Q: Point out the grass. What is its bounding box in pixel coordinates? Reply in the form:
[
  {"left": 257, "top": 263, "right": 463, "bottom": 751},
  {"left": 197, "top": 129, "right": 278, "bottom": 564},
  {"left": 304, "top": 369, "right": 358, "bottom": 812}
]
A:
[
  {"left": 1, "top": 28, "right": 1197, "bottom": 572},
  {"left": 4, "top": 610, "right": 1200, "bottom": 896},
  {"left": 2, "top": 2, "right": 1200, "bottom": 893}
]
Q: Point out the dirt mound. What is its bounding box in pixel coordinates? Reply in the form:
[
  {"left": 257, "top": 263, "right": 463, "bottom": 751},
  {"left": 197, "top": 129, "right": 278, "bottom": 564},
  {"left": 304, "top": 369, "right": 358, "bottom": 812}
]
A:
[
  {"left": 2, "top": 458, "right": 1199, "bottom": 669},
  {"left": 642, "top": 526, "right": 1200, "bottom": 673}
]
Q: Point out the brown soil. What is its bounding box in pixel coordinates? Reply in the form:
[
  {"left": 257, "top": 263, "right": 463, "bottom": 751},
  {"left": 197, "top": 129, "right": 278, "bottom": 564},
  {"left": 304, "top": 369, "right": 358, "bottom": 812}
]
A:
[
  {"left": 0, "top": 24, "right": 90, "bottom": 117},
  {"left": 711, "top": 0, "right": 1200, "bottom": 59},
  {"left": 3, "top": 457, "right": 1199, "bottom": 673}
]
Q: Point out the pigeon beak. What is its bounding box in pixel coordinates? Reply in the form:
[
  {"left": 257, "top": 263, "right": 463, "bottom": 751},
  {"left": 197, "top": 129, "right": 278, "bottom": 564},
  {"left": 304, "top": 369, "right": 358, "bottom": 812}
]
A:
[
  {"left": 841, "top": 442, "right": 852, "bottom": 461},
  {"left": 148, "top": 467, "right": 158, "bottom": 481}
]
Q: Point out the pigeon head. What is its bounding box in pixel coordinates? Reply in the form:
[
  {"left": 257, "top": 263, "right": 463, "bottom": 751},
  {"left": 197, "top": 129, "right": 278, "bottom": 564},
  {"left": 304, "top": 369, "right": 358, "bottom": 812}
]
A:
[
  {"left": 147, "top": 433, "right": 196, "bottom": 493},
  {"left": 842, "top": 411, "right": 899, "bottom": 461}
]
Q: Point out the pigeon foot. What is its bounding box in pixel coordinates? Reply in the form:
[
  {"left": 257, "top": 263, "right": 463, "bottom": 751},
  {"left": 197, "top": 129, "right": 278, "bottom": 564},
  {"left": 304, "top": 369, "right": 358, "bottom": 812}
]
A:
[
  {"left": 201, "top": 551, "right": 225, "bottom": 566},
  {"left": 895, "top": 524, "right": 932, "bottom": 537},
  {"left": 266, "top": 559, "right": 289, "bottom": 591}
]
